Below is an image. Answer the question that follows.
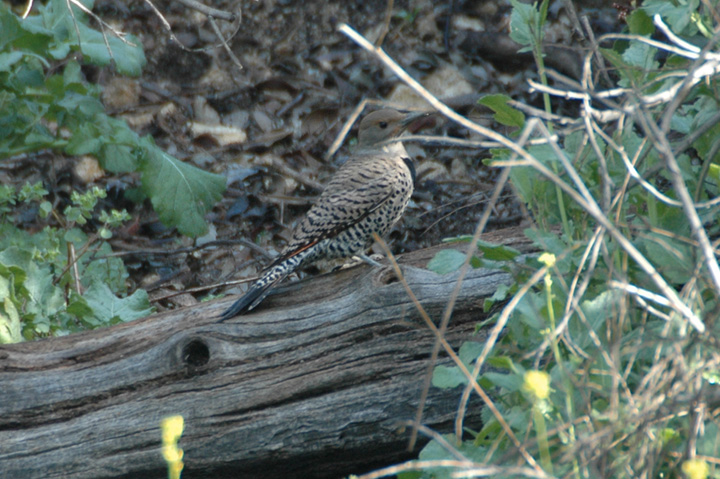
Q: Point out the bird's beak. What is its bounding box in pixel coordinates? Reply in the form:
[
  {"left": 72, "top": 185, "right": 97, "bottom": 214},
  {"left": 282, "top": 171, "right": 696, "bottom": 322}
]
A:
[
  {"left": 401, "top": 110, "right": 431, "bottom": 127},
  {"left": 401, "top": 111, "right": 432, "bottom": 134}
]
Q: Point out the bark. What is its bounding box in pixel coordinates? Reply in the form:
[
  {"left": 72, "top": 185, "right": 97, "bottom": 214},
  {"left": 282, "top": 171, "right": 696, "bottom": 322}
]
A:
[{"left": 0, "top": 226, "right": 534, "bottom": 479}]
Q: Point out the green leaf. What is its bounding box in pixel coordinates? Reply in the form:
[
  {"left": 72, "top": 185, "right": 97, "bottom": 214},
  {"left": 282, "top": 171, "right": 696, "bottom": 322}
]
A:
[
  {"left": 639, "top": 233, "right": 694, "bottom": 286},
  {"left": 509, "top": 0, "right": 536, "bottom": 49},
  {"left": 0, "top": 294, "right": 22, "bottom": 343},
  {"left": 0, "top": 265, "right": 23, "bottom": 344},
  {"left": 98, "top": 116, "right": 141, "bottom": 172},
  {"left": 65, "top": 123, "right": 103, "bottom": 155},
  {"left": 622, "top": 39, "right": 659, "bottom": 71},
  {"left": 139, "top": 136, "right": 226, "bottom": 237},
  {"left": 0, "top": 247, "right": 65, "bottom": 332},
  {"left": 569, "top": 290, "right": 619, "bottom": 350},
  {"left": 708, "top": 164, "right": 720, "bottom": 185},
  {"left": 691, "top": 107, "right": 720, "bottom": 165},
  {"left": 0, "top": 51, "right": 25, "bottom": 72},
  {"left": 627, "top": 9, "right": 655, "bottom": 35},
  {"left": 83, "top": 281, "right": 152, "bottom": 324},
  {"left": 642, "top": 0, "right": 699, "bottom": 35},
  {"left": 101, "top": 143, "right": 137, "bottom": 172},
  {"left": 417, "top": 434, "right": 487, "bottom": 479},
  {"left": 0, "top": 5, "right": 52, "bottom": 53},
  {"left": 524, "top": 228, "right": 567, "bottom": 256},
  {"left": 65, "top": 291, "right": 93, "bottom": 320},
  {"left": 432, "top": 342, "right": 485, "bottom": 389},
  {"left": 476, "top": 239, "right": 521, "bottom": 261},
  {"left": 37, "top": 0, "right": 145, "bottom": 75},
  {"left": 484, "top": 283, "right": 510, "bottom": 311},
  {"left": 432, "top": 364, "right": 468, "bottom": 389},
  {"left": 78, "top": 240, "right": 129, "bottom": 293},
  {"left": 441, "top": 234, "right": 473, "bottom": 243},
  {"left": 486, "top": 355, "right": 515, "bottom": 371},
  {"left": 538, "top": 0, "right": 549, "bottom": 26},
  {"left": 66, "top": 114, "right": 139, "bottom": 171},
  {"left": 396, "top": 472, "right": 422, "bottom": 479},
  {"left": 76, "top": 27, "right": 146, "bottom": 76},
  {"left": 427, "top": 249, "right": 466, "bottom": 274},
  {"left": 459, "top": 341, "right": 484, "bottom": 365},
  {"left": 478, "top": 94, "right": 525, "bottom": 128},
  {"left": 483, "top": 371, "right": 524, "bottom": 392}
]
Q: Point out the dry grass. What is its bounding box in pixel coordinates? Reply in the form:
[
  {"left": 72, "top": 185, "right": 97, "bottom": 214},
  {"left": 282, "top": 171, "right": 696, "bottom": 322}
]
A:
[{"left": 343, "top": 10, "right": 720, "bottom": 479}]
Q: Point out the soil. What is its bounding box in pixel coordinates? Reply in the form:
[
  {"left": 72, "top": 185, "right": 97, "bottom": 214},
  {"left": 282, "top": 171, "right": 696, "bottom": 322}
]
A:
[{"left": 8, "top": 0, "right": 624, "bottom": 309}]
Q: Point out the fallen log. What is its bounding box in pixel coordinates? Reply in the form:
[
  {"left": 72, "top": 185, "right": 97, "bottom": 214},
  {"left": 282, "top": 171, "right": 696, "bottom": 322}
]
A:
[{"left": 0, "top": 226, "right": 533, "bottom": 479}]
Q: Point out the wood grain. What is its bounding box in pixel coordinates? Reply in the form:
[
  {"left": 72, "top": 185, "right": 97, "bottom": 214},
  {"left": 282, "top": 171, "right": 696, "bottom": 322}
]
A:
[{"left": 0, "top": 226, "right": 534, "bottom": 479}]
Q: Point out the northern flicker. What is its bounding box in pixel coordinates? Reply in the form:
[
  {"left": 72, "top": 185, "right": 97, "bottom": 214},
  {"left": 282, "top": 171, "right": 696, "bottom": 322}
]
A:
[{"left": 219, "top": 109, "right": 424, "bottom": 320}]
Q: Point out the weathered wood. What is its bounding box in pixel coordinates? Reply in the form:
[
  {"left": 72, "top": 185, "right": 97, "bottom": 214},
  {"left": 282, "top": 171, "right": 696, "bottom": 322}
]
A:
[{"left": 0, "top": 226, "right": 533, "bottom": 479}]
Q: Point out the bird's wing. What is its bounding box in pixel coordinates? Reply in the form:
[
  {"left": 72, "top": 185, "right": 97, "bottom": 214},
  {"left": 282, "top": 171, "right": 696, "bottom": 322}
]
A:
[{"left": 281, "top": 155, "right": 400, "bottom": 256}]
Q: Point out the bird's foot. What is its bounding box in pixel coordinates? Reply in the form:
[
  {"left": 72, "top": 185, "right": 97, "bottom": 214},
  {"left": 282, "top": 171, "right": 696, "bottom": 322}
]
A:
[
  {"left": 356, "top": 253, "right": 384, "bottom": 267},
  {"left": 336, "top": 253, "right": 385, "bottom": 270}
]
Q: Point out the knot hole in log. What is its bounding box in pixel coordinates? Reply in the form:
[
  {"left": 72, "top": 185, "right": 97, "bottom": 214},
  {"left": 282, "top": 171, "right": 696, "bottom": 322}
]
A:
[
  {"left": 180, "top": 337, "right": 210, "bottom": 368},
  {"left": 375, "top": 266, "right": 400, "bottom": 286}
]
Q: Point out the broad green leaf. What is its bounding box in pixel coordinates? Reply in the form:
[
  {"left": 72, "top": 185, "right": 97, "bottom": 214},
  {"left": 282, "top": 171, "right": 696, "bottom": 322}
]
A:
[
  {"left": 427, "top": 249, "right": 466, "bottom": 274},
  {"left": 709, "top": 164, "right": 720, "bottom": 185},
  {"left": 1, "top": 248, "right": 66, "bottom": 333},
  {"left": 509, "top": 0, "right": 536, "bottom": 50},
  {"left": 101, "top": 144, "right": 137, "bottom": 172},
  {"left": 627, "top": 9, "right": 655, "bottom": 35},
  {"left": 476, "top": 239, "right": 521, "bottom": 261},
  {"left": 83, "top": 281, "right": 152, "bottom": 324},
  {"left": 484, "top": 283, "right": 510, "bottom": 311},
  {"left": 0, "top": 294, "right": 22, "bottom": 344},
  {"left": 0, "top": 51, "right": 24, "bottom": 72},
  {"left": 65, "top": 123, "right": 103, "bottom": 155},
  {"left": 459, "top": 341, "right": 484, "bottom": 365},
  {"left": 432, "top": 342, "right": 485, "bottom": 389},
  {"left": 0, "top": 267, "right": 22, "bottom": 344},
  {"left": 486, "top": 355, "right": 515, "bottom": 371},
  {"left": 39, "top": 0, "right": 145, "bottom": 75},
  {"left": 0, "top": 4, "right": 52, "bottom": 52},
  {"left": 483, "top": 371, "right": 524, "bottom": 392},
  {"left": 569, "top": 290, "right": 619, "bottom": 349},
  {"left": 432, "top": 364, "right": 468, "bottom": 389},
  {"left": 79, "top": 241, "right": 128, "bottom": 293},
  {"left": 640, "top": 233, "right": 694, "bottom": 286},
  {"left": 524, "top": 228, "right": 566, "bottom": 256},
  {"left": 478, "top": 94, "right": 525, "bottom": 128},
  {"left": 139, "top": 136, "right": 226, "bottom": 237},
  {"left": 642, "top": 0, "right": 699, "bottom": 35},
  {"left": 622, "top": 39, "right": 659, "bottom": 71},
  {"left": 66, "top": 290, "right": 93, "bottom": 319}
]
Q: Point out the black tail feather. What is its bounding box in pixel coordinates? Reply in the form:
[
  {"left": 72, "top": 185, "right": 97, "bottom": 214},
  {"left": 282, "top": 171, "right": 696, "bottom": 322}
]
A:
[
  {"left": 218, "top": 282, "right": 274, "bottom": 321},
  {"left": 219, "top": 247, "right": 311, "bottom": 321}
]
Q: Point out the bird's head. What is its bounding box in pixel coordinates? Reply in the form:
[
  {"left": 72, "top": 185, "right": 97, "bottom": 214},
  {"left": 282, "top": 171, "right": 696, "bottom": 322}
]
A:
[{"left": 357, "top": 109, "right": 427, "bottom": 147}]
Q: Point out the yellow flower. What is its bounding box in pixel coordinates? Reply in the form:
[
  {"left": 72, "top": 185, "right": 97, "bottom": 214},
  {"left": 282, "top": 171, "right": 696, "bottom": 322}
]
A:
[
  {"left": 162, "top": 415, "right": 184, "bottom": 444},
  {"left": 538, "top": 253, "right": 556, "bottom": 268},
  {"left": 168, "top": 460, "right": 184, "bottom": 479},
  {"left": 162, "top": 444, "right": 184, "bottom": 463},
  {"left": 682, "top": 459, "right": 709, "bottom": 479},
  {"left": 161, "top": 415, "right": 185, "bottom": 479},
  {"left": 523, "top": 370, "right": 550, "bottom": 400}
]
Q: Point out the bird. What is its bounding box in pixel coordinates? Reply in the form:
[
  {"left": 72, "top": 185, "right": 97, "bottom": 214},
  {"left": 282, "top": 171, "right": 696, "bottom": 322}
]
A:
[{"left": 219, "top": 109, "right": 425, "bottom": 320}]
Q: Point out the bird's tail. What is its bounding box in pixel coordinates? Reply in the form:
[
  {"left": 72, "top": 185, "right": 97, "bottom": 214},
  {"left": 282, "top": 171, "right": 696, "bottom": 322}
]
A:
[
  {"left": 217, "top": 286, "right": 268, "bottom": 321},
  {"left": 218, "top": 247, "right": 312, "bottom": 320}
]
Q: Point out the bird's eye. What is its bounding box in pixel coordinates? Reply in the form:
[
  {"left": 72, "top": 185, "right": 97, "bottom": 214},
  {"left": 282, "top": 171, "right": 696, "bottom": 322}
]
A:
[{"left": 379, "top": 121, "right": 388, "bottom": 129}]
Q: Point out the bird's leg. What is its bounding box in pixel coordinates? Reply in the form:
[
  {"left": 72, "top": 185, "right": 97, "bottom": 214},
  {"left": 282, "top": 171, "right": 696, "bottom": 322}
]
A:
[
  {"left": 333, "top": 253, "right": 385, "bottom": 271},
  {"left": 355, "top": 253, "right": 384, "bottom": 267}
]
